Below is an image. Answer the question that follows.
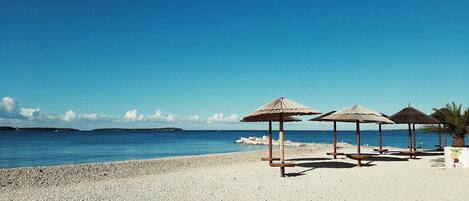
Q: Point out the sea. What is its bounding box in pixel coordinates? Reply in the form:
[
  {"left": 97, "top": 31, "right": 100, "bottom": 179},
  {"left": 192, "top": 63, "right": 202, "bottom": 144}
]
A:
[{"left": 0, "top": 130, "right": 456, "bottom": 168}]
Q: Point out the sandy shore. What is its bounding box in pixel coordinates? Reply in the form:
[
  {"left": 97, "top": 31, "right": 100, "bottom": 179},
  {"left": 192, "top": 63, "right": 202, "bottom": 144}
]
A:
[{"left": 1, "top": 143, "right": 468, "bottom": 201}]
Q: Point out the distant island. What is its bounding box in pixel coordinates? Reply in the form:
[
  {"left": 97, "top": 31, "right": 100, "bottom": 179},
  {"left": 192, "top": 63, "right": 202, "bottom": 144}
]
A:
[
  {"left": 0, "top": 126, "right": 79, "bottom": 132},
  {"left": 91, "top": 127, "right": 184, "bottom": 132},
  {"left": 0, "top": 126, "right": 183, "bottom": 132}
]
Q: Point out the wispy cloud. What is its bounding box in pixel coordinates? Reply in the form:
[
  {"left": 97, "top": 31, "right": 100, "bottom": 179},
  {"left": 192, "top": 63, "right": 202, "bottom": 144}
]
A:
[
  {"left": 207, "top": 113, "right": 239, "bottom": 123},
  {"left": 0, "top": 96, "right": 242, "bottom": 127}
]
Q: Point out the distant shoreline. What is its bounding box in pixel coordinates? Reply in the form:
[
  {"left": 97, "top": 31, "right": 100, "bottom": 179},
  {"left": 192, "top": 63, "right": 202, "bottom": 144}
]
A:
[
  {"left": 0, "top": 126, "right": 183, "bottom": 132},
  {"left": 0, "top": 126, "right": 422, "bottom": 132}
]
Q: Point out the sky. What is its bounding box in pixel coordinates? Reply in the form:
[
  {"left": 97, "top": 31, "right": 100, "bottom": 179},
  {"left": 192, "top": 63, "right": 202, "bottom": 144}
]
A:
[{"left": 1, "top": 0, "right": 468, "bottom": 130}]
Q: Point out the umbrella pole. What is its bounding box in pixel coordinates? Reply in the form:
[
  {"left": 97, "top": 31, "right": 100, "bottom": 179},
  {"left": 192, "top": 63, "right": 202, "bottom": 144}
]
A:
[
  {"left": 379, "top": 123, "right": 383, "bottom": 154},
  {"left": 408, "top": 124, "right": 413, "bottom": 159},
  {"left": 443, "top": 124, "right": 447, "bottom": 147},
  {"left": 333, "top": 121, "right": 337, "bottom": 159},
  {"left": 279, "top": 116, "right": 285, "bottom": 177},
  {"left": 438, "top": 124, "right": 442, "bottom": 147},
  {"left": 268, "top": 121, "right": 273, "bottom": 164},
  {"left": 412, "top": 124, "right": 417, "bottom": 152},
  {"left": 356, "top": 121, "right": 361, "bottom": 167}
]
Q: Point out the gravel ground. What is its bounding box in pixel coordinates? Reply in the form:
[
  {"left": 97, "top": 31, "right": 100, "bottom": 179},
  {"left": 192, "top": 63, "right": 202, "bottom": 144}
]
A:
[{"left": 1, "top": 143, "right": 468, "bottom": 201}]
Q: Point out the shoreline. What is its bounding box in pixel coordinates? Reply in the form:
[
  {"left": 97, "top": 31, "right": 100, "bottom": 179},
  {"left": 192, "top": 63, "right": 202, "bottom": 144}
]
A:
[{"left": 2, "top": 143, "right": 469, "bottom": 201}]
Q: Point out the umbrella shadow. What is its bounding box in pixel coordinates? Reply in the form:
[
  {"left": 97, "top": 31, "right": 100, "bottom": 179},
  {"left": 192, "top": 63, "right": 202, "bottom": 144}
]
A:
[
  {"left": 363, "top": 156, "right": 408, "bottom": 162},
  {"left": 296, "top": 161, "right": 357, "bottom": 169},
  {"left": 286, "top": 157, "right": 331, "bottom": 161},
  {"left": 285, "top": 172, "right": 306, "bottom": 177},
  {"left": 419, "top": 152, "right": 444, "bottom": 156},
  {"left": 388, "top": 152, "right": 423, "bottom": 159}
]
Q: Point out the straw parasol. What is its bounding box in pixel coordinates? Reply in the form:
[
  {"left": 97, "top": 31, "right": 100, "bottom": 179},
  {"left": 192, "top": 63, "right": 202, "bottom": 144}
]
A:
[
  {"left": 241, "top": 116, "right": 300, "bottom": 164},
  {"left": 389, "top": 106, "right": 439, "bottom": 159},
  {"left": 309, "top": 111, "right": 343, "bottom": 159},
  {"left": 242, "top": 97, "right": 320, "bottom": 177},
  {"left": 373, "top": 113, "right": 392, "bottom": 154},
  {"left": 321, "top": 105, "right": 394, "bottom": 166}
]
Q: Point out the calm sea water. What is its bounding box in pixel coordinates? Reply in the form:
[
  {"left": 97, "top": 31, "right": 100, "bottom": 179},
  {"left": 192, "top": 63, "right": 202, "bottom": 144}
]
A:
[{"left": 0, "top": 130, "right": 454, "bottom": 168}]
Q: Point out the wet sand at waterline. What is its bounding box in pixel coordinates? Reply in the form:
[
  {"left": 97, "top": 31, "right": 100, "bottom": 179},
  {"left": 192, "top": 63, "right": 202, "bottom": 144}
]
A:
[{"left": 1, "top": 143, "right": 468, "bottom": 201}]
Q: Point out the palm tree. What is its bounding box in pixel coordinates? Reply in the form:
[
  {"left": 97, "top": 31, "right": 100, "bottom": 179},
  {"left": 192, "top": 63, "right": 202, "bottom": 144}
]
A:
[{"left": 430, "top": 103, "right": 469, "bottom": 147}]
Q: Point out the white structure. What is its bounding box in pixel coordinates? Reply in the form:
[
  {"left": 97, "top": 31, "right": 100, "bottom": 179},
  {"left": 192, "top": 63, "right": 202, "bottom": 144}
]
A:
[{"left": 445, "top": 147, "right": 469, "bottom": 168}]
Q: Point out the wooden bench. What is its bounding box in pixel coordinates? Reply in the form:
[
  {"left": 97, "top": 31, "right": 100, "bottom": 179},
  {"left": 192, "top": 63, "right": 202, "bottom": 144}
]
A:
[
  {"left": 260, "top": 157, "right": 280, "bottom": 161},
  {"left": 270, "top": 162, "right": 296, "bottom": 167}
]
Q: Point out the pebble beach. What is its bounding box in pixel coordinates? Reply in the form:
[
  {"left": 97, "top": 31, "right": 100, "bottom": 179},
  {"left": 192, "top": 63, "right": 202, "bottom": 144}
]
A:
[{"left": 1, "top": 142, "right": 468, "bottom": 201}]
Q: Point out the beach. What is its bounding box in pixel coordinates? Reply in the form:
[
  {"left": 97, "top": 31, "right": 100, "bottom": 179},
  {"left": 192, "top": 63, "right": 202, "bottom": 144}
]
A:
[{"left": 1, "top": 143, "right": 468, "bottom": 201}]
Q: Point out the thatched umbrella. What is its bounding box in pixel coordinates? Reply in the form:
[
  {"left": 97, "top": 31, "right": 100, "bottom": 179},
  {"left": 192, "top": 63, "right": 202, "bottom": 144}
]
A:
[
  {"left": 389, "top": 106, "right": 439, "bottom": 159},
  {"left": 321, "top": 105, "right": 394, "bottom": 167},
  {"left": 241, "top": 116, "right": 300, "bottom": 164},
  {"left": 242, "top": 97, "right": 320, "bottom": 177},
  {"left": 309, "top": 111, "right": 343, "bottom": 159},
  {"left": 373, "top": 113, "right": 392, "bottom": 154}
]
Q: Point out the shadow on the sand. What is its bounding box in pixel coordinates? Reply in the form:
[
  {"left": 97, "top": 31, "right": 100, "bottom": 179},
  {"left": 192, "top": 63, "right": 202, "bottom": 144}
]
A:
[
  {"left": 286, "top": 157, "right": 331, "bottom": 161},
  {"left": 387, "top": 152, "right": 423, "bottom": 160},
  {"left": 285, "top": 172, "right": 305, "bottom": 177},
  {"left": 363, "top": 156, "right": 408, "bottom": 162},
  {"left": 296, "top": 161, "right": 357, "bottom": 169},
  {"left": 419, "top": 152, "right": 444, "bottom": 156}
]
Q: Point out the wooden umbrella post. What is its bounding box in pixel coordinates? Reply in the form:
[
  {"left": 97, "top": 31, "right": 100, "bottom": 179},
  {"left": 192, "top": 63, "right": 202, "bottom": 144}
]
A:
[
  {"left": 356, "top": 121, "right": 361, "bottom": 167},
  {"left": 408, "top": 123, "right": 413, "bottom": 159},
  {"left": 443, "top": 124, "right": 447, "bottom": 147},
  {"left": 279, "top": 116, "right": 285, "bottom": 177},
  {"left": 412, "top": 124, "right": 417, "bottom": 152},
  {"left": 333, "top": 121, "right": 337, "bottom": 159},
  {"left": 268, "top": 121, "right": 273, "bottom": 164},
  {"left": 379, "top": 124, "right": 383, "bottom": 154},
  {"left": 438, "top": 124, "right": 442, "bottom": 148}
]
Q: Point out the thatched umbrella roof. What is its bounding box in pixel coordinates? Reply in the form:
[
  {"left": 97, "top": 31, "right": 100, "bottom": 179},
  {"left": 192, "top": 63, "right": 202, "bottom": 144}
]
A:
[
  {"left": 309, "top": 111, "right": 336, "bottom": 122},
  {"left": 321, "top": 105, "right": 394, "bottom": 124},
  {"left": 389, "top": 106, "right": 439, "bottom": 124},
  {"left": 242, "top": 97, "right": 321, "bottom": 120},
  {"left": 241, "top": 97, "right": 320, "bottom": 177},
  {"left": 241, "top": 115, "right": 301, "bottom": 122}
]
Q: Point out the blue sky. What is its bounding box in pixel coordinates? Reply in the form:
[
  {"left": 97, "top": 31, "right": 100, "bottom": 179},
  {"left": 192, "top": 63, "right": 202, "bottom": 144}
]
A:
[{"left": 1, "top": 0, "right": 468, "bottom": 130}]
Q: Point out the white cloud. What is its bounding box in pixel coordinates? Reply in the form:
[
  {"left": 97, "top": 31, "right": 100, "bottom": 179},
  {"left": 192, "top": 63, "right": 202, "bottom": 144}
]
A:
[
  {"left": 147, "top": 109, "right": 163, "bottom": 120},
  {"left": 81, "top": 113, "right": 98, "bottom": 121},
  {"left": 81, "top": 113, "right": 114, "bottom": 122},
  {"left": 207, "top": 113, "right": 239, "bottom": 123},
  {"left": 166, "top": 114, "right": 176, "bottom": 122},
  {"left": 124, "top": 109, "right": 145, "bottom": 121},
  {"left": 1, "top": 97, "right": 17, "bottom": 112},
  {"left": 63, "top": 110, "right": 78, "bottom": 122},
  {"left": 147, "top": 109, "right": 176, "bottom": 122},
  {"left": 20, "top": 108, "right": 41, "bottom": 120}
]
